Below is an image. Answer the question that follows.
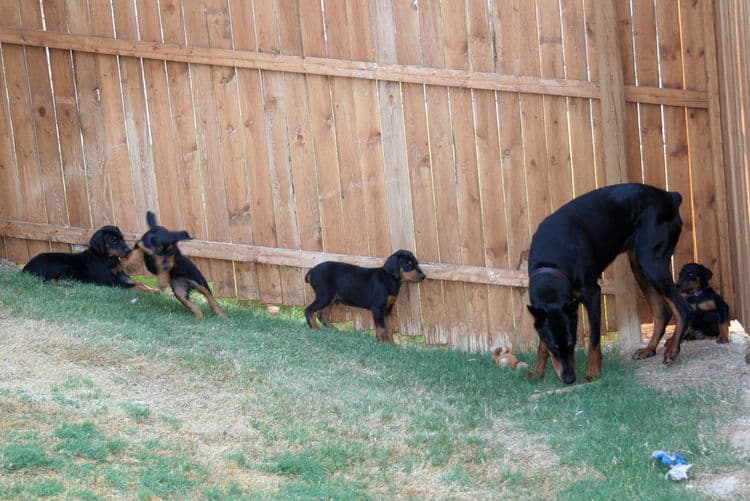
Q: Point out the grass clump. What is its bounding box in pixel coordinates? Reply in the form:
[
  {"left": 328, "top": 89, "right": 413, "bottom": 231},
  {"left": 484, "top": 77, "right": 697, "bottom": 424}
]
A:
[{"left": 1, "top": 443, "right": 56, "bottom": 472}]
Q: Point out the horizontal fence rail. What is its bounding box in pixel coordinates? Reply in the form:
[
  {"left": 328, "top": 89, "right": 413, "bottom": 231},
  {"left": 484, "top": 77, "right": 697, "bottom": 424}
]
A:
[
  {"left": 0, "top": 220, "right": 617, "bottom": 294},
  {"left": 0, "top": 27, "right": 709, "bottom": 108}
]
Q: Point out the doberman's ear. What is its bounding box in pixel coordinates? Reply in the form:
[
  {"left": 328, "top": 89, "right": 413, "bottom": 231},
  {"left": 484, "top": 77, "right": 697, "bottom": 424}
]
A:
[
  {"left": 147, "top": 211, "right": 158, "bottom": 229},
  {"left": 88, "top": 229, "right": 106, "bottom": 255},
  {"left": 383, "top": 253, "right": 401, "bottom": 279},
  {"left": 527, "top": 305, "right": 546, "bottom": 321}
]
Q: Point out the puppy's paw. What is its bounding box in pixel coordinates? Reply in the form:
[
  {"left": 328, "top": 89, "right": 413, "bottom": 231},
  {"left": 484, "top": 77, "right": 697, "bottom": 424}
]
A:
[{"left": 716, "top": 337, "right": 730, "bottom": 344}]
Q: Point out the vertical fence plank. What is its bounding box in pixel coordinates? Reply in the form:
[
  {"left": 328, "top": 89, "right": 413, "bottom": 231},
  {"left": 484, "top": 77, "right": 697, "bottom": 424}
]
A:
[
  {"left": 0, "top": 2, "right": 28, "bottom": 263},
  {"left": 616, "top": 0, "right": 640, "bottom": 183},
  {"left": 181, "top": 0, "right": 235, "bottom": 296},
  {"left": 231, "top": 0, "right": 280, "bottom": 303},
  {"left": 346, "top": 0, "right": 391, "bottom": 330},
  {"left": 2, "top": 1, "right": 48, "bottom": 259},
  {"left": 159, "top": 1, "right": 209, "bottom": 282},
  {"left": 88, "top": 0, "right": 136, "bottom": 231},
  {"left": 467, "top": 0, "right": 514, "bottom": 351},
  {"left": 596, "top": 0, "right": 642, "bottom": 350},
  {"left": 255, "top": 0, "right": 305, "bottom": 304},
  {"left": 370, "top": 0, "right": 422, "bottom": 336},
  {"left": 44, "top": 0, "right": 90, "bottom": 232},
  {"left": 298, "top": 0, "right": 346, "bottom": 317},
  {"left": 654, "top": 1, "right": 694, "bottom": 273},
  {"left": 697, "top": 0, "right": 733, "bottom": 304},
  {"left": 492, "top": 1, "right": 535, "bottom": 349},
  {"left": 205, "top": 0, "right": 246, "bottom": 300},
  {"left": 393, "top": 0, "right": 444, "bottom": 344},
  {"left": 419, "top": 0, "right": 466, "bottom": 348},
  {"left": 631, "top": 0, "right": 664, "bottom": 188},
  {"left": 681, "top": 0, "right": 722, "bottom": 284},
  {"left": 112, "top": 0, "right": 158, "bottom": 231},
  {"left": 20, "top": 1, "right": 67, "bottom": 254},
  {"left": 66, "top": 0, "right": 112, "bottom": 230},
  {"left": 222, "top": 0, "right": 259, "bottom": 301},
  {"left": 279, "top": 0, "right": 322, "bottom": 257},
  {"left": 279, "top": 0, "right": 321, "bottom": 305},
  {"left": 441, "top": 0, "right": 489, "bottom": 351},
  {"left": 136, "top": 0, "right": 181, "bottom": 234},
  {"left": 323, "top": 0, "right": 374, "bottom": 327}
]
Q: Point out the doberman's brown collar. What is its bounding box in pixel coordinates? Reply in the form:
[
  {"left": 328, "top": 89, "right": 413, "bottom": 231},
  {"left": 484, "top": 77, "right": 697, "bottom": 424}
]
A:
[{"left": 529, "top": 267, "right": 571, "bottom": 285}]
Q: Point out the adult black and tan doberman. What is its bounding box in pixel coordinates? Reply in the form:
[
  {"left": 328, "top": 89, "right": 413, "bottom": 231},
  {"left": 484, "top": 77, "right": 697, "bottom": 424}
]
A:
[{"left": 526, "top": 183, "right": 689, "bottom": 384}]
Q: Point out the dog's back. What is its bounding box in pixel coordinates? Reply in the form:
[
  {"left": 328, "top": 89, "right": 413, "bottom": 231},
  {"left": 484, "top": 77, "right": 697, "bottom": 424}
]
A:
[
  {"left": 306, "top": 262, "right": 387, "bottom": 309},
  {"left": 529, "top": 183, "right": 682, "bottom": 283},
  {"left": 143, "top": 251, "right": 210, "bottom": 290},
  {"left": 23, "top": 251, "right": 87, "bottom": 282},
  {"left": 23, "top": 250, "right": 118, "bottom": 285}
]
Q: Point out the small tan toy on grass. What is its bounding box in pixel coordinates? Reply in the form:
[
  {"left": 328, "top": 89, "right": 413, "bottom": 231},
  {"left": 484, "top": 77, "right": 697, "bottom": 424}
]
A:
[{"left": 492, "top": 347, "right": 528, "bottom": 370}]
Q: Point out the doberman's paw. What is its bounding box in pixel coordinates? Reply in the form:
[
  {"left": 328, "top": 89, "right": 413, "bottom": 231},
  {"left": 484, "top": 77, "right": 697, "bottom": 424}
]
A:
[
  {"left": 525, "top": 370, "right": 544, "bottom": 381},
  {"left": 632, "top": 348, "right": 656, "bottom": 360},
  {"left": 662, "top": 352, "right": 678, "bottom": 365},
  {"left": 584, "top": 372, "right": 600, "bottom": 383}
]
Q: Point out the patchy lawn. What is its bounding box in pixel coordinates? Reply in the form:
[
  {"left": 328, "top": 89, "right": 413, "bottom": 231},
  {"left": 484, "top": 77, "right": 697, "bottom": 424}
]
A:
[{"left": 0, "top": 264, "right": 748, "bottom": 499}]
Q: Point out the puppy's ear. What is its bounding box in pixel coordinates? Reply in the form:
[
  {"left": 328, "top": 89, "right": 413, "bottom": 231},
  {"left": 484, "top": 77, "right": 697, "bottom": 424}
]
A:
[
  {"left": 174, "top": 231, "right": 193, "bottom": 242},
  {"left": 700, "top": 265, "right": 713, "bottom": 282},
  {"left": 527, "top": 305, "right": 546, "bottom": 321},
  {"left": 88, "top": 229, "right": 106, "bottom": 254},
  {"left": 147, "top": 211, "right": 158, "bottom": 228},
  {"left": 383, "top": 253, "right": 401, "bottom": 279}
]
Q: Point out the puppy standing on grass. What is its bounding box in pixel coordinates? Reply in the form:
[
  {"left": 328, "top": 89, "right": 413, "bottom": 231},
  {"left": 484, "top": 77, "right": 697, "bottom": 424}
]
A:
[
  {"left": 677, "top": 263, "right": 730, "bottom": 343},
  {"left": 129, "top": 212, "right": 227, "bottom": 320},
  {"left": 304, "top": 250, "right": 425, "bottom": 342}
]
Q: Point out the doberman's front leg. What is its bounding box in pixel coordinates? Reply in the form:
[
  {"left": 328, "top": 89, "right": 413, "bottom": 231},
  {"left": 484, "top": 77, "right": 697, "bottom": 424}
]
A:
[
  {"left": 526, "top": 339, "right": 549, "bottom": 380},
  {"left": 582, "top": 288, "right": 602, "bottom": 382}
]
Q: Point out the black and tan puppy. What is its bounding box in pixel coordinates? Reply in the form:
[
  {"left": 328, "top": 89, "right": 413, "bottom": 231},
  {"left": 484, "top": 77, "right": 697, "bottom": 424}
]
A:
[
  {"left": 304, "top": 250, "right": 425, "bottom": 342},
  {"left": 130, "top": 212, "right": 226, "bottom": 319},
  {"left": 677, "top": 262, "right": 730, "bottom": 343},
  {"left": 22, "top": 225, "right": 154, "bottom": 292},
  {"left": 527, "top": 183, "right": 689, "bottom": 384}
]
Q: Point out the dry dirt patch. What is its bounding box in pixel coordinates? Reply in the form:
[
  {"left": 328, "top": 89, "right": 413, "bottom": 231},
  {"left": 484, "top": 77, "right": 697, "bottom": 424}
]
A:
[
  {"left": 0, "top": 308, "right": 281, "bottom": 493},
  {"left": 635, "top": 321, "right": 750, "bottom": 498}
]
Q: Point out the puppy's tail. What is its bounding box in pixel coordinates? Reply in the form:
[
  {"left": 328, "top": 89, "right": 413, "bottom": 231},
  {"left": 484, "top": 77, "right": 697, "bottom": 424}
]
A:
[
  {"left": 147, "top": 210, "right": 158, "bottom": 228},
  {"left": 669, "top": 192, "right": 682, "bottom": 208},
  {"left": 304, "top": 269, "right": 311, "bottom": 283}
]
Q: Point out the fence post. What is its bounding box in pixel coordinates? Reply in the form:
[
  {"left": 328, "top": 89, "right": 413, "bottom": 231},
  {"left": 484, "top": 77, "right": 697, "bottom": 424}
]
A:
[{"left": 595, "top": 0, "right": 642, "bottom": 351}]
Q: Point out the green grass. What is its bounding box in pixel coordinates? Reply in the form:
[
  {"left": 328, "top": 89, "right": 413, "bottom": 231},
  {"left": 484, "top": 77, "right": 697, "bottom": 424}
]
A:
[{"left": 0, "top": 271, "right": 745, "bottom": 499}]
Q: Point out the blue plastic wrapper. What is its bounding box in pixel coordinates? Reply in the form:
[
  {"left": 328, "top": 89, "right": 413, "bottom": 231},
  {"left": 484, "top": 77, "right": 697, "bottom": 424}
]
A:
[{"left": 652, "top": 450, "right": 688, "bottom": 467}]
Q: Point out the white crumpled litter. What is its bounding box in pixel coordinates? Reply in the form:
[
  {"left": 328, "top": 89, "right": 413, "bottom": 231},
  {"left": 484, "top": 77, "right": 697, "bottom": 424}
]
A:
[{"left": 665, "top": 463, "right": 693, "bottom": 481}]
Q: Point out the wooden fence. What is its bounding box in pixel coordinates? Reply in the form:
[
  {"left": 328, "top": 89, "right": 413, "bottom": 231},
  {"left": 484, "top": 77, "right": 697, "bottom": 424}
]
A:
[{"left": 0, "top": 0, "right": 737, "bottom": 351}]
